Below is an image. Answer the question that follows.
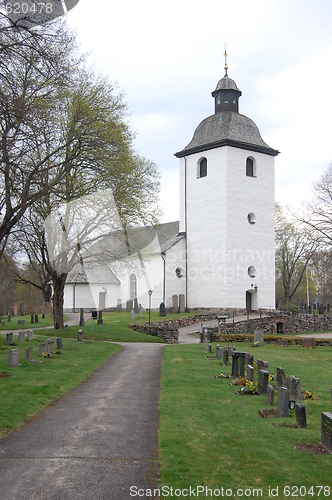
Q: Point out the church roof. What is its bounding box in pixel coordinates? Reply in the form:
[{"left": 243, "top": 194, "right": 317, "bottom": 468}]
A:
[{"left": 175, "top": 111, "right": 279, "bottom": 157}]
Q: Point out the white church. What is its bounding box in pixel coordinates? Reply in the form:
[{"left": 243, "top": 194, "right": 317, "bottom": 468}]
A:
[{"left": 63, "top": 65, "right": 279, "bottom": 313}]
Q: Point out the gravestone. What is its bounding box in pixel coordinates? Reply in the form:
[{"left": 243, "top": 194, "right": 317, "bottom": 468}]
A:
[
  {"left": 130, "top": 309, "right": 135, "bottom": 320},
  {"left": 27, "top": 330, "right": 33, "bottom": 341},
  {"left": 239, "top": 352, "right": 246, "bottom": 378},
  {"left": 78, "top": 330, "right": 84, "bottom": 343},
  {"left": 231, "top": 352, "right": 240, "bottom": 378},
  {"left": 276, "top": 367, "right": 286, "bottom": 388},
  {"left": 258, "top": 370, "right": 269, "bottom": 394},
  {"left": 267, "top": 385, "right": 274, "bottom": 405},
  {"left": 278, "top": 387, "right": 290, "bottom": 417},
  {"left": 56, "top": 337, "right": 63, "bottom": 350},
  {"left": 39, "top": 344, "right": 47, "bottom": 357},
  {"left": 286, "top": 375, "right": 301, "bottom": 400},
  {"left": 25, "top": 347, "right": 33, "bottom": 362},
  {"left": 302, "top": 338, "right": 316, "bottom": 349},
  {"left": 35, "top": 314, "right": 39, "bottom": 323},
  {"left": 46, "top": 339, "right": 54, "bottom": 354},
  {"left": 200, "top": 323, "right": 203, "bottom": 343},
  {"left": 116, "top": 299, "right": 122, "bottom": 313},
  {"left": 257, "top": 359, "right": 263, "bottom": 373},
  {"left": 204, "top": 329, "right": 208, "bottom": 351},
  {"left": 19, "top": 301, "right": 24, "bottom": 316},
  {"left": 172, "top": 294, "right": 179, "bottom": 313},
  {"left": 295, "top": 404, "right": 307, "bottom": 428},
  {"left": 222, "top": 347, "right": 229, "bottom": 366},
  {"left": 216, "top": 344, "right": 220, "bottom": 358},
  {"left": 321, "top": 412, "right": 332, "bottom": 453},
  {"left": 79, "top": 308, "right": 85, "bottom": 327},
  {"left": 8, "top": 349, "right": 19, "bottom": 367},
  {"left": 98, "top": 310, "right": 103, "bottom": 325},
  {"left": 159, "top": 302, "right": 166, "bottom": 317},
  {"left": 5, "top": 332, "right": 13, "bottom": 346},
  {"left": 254, "top": 329, "right": 264, "bottom": 346},
  {"left": 126, "top": 299, "right": 133, "bottom": 312},
  {"left": 139, "top": 304, "right": 143, "bottom": 319},
  {"left": 278, "top": 339, "right": 288, "bottom": 347},
  {"left": 18, "top": 320, "right": 25, "bottom": 326},
  {"left": 18, "top": 331, "right": 25, "bottom": 342},
  {"left": 179, "top": 294, "right": 185, "bottom": 313},
  {"left": 246, "top": 364, "right": 254, "bottom": 382},
  {"left": 7, "top": 314, "right": 11, "bottom": 322},
  {"left": 30, "top": 314, "right": 34, "bottom": 324}
]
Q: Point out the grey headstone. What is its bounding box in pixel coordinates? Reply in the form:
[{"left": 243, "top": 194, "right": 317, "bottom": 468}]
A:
[
  {"left": 39, "top": 344, "right": 47, "bottom": 357},
  {"left": 254, "top": 329, "right": 264, "bottom": 346},
  {"left": 8, "top": 349, "right": 19, "bottom": 367},
  {"left": 18, "top": 331, "right": 25, "bottom": 342},
  {"left": 179, "top": 294, "right": 185, "bottom": 313},
  {"left": 25, "top": 347, "right": 33, "bottom": 362},
  {"left": 321, "top": 412, "right": 332, "bottom": 453},
  {"left": 78, "top": 330, "right": 84, "bottom": 343},
  {"left": 97, "top": 310, "right": 103, "bottom": 324},
  {"left": 267, "top": 385, "right": 274, "bottom": 405},
  {"left": 131, "top": 309, "right": 135, "bottom": 320},
  {"left": 222, "top": 347, "right": 229, "bottom": 366},
  {"left": 79, "top": 308, "right": 85, "bottom": 327},
  {"left": 276, "top": 367, "right": 286, "bottom": 389},
  {"left": 27, "top": 330, "right": 33, "bottom": 341},
  {"left": 6, "top": 332, "right": 13, "bottom": 345},
  {"left": 239, "top": 352, "right": 246, "bottom": 378},
  {"left": 246, "top": 364, "right": 254, "bottom": 382},
  {"left": 46, "top": 339, "right": 54, "bottom": 354},
  {"left": 172, "top": 294, "right": 179, "bottom": 313},
  {"left": 116, "top": 299, "right": 122, "bottom": 313},
  {"left": 159, "top": 302, "right": 166, "bottom": 317},
  {"left": 258, "top": 370, "right": 269, "bottom": 394},
  {"left": 18, "top": 320, "right": 25, "bottom": 326},
  {"left": 231, "top": 352, "right": 239, "bottom": 378},
  {"left": 295, "top": 404, "right": 307, "bottom": 428},
  {"left": 126, "top": 299, "right": 133, "bottom": 312},
  {"left": 292, "top": 377, "right": 301, "bottom": 400},
  {"left": 7, "top": 314, "right": 11, "bottom": 322},
  {"left": 139, "top": 304, "right": 143, "bottom": 319},
  {"left": 19, "top": 301, "right": 24, "bottom": 316},
  {"left": 278, "top": 387, "right": 290, "bottom": 417},
  {"left": 257, "top": 359, "right": 263, "bottom": 374},
  {"left": 56, "top": 338, "right": 63, "bottom": 350}
]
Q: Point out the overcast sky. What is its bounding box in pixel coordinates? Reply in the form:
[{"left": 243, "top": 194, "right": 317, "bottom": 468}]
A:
[{"left": 67, "top": 0, "right": 332, "bottom": 222}]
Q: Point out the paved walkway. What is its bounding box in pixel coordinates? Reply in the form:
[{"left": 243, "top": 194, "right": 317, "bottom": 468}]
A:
[{"left": 0, "top": 343, "right": 164, "bottom": 500}]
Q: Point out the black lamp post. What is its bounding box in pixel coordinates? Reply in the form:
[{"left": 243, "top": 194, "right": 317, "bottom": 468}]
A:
[{"left": 148, "top": 289, "right": 153, "bottom": 324}]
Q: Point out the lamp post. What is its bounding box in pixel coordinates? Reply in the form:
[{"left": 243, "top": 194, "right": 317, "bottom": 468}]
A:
[{"left": 148, "top": 289, "right": 153, "bottom": 325}]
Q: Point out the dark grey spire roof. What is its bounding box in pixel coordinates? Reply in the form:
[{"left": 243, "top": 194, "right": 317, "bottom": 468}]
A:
[
  {"left": 175, "top": 111, "right": 279, "bottom": 157},
  {"left": 213, "top": 76, "right": 241, "bottom": 93}
]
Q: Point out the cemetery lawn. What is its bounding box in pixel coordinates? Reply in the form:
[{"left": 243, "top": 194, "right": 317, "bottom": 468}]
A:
[
  {"left": 0, "top": 314, "right": 55, "bottom": 331},
  {"left": 35, "top": 311, "right": 197, "bottom": 342},
  {"left": 158, "top": 343, "right": 332, "bottom": 496},
  {"left": 0, "top": 335, "right": 122, "bottom": 436}
]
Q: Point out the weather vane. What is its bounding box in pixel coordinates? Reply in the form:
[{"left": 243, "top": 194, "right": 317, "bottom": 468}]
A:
[{"left": 224, "top": 42, "right": 228, "bottom": 77}]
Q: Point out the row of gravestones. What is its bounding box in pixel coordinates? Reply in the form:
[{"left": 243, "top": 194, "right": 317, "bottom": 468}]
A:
[
  {"left": 5, "top": 330, "right": 34, "bottom": 345},
  {"left": 215, "top": 343, "right": 332, "bottom": 453},
  {"left": 7, "top": 338, "right": 63, "bottom": 367}
]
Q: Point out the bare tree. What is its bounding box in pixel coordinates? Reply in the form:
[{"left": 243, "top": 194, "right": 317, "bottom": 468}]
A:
[{"left": 275, "top": 204, "right": 317, "bottom": 310}]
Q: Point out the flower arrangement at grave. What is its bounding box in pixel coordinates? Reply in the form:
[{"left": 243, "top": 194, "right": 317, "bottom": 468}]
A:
[
  {"left": 239, "top": 379, "right": 259, "bottom": 395},
  {"left": 214, "top": 373, "right": 230, "bottom": 379},
  {"left": 230, "top": 376, "right": 246, "bottom": 386},
  {"left": 253, "top": 341, "right": 259, "bottom": 347},
  {"left": 302, "top": 390, "right": 319, "bottom": 400},
  {"left": 268, "top": 374, "right": 274, "bottom": 382},
  {"left": 277, "top": 343, "right": 287, "bottom": 348}
]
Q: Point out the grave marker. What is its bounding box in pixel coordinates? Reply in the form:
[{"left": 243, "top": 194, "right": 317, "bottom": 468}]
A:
[
  {"left": 98, "top": 310, "right": 103, "bottom": 325},
  {"left": 239, "top": 352, "right": 246, "bottom": 378},
  {"left": 25, "top": 347, "right": 33, "bottom": 362},
  {"left": 278, "top": 387, "right": 290, "bottom": 417},
  {"left": 258, "top": 370, "right": 269, "bottom": 394},
  {"left": 295, "top": 404, "right": 307, "bottom": 428},
  {"left": 302, "top": 338, "right": 316, "bottom": 349},
  {"left": 78, "top": 330, "right": 84, "bottom": 343},
  {"left": 231, "top": 352, "right": 239, "bottom": 378},
  {"left": 8, "top": 349, "right": 19, "bottom": 367},
  {"left": 276, "top": 367, "right": 286, "bottom": 389},
  {"left": 172, "top": 294, "right": 179, "bottom": 313},
  {"left": 267, "top": 385, "right": 274, "bottom": 406},
  {"left": 116, "top": 299, "right": 122, "bottom": 313},
  {"left": 246, "top": 364, "right": 254, "bottom": 382},
  {"left": 18, "top": 331, "right": 25, "bottom": 342},
  {"left": 5, "top": 332, "right": 13, "bottom": 345},
  {"left": 222, "top": 347, "right": 228, "bottom": 366},
  {"left": 179, "top": 294, "right": 185, "bottom": 313},
  {"left": 57, "top": 337, "right": 63, "bottom": 350},
  {"left": 79, "top": 308, "right": 85, "bottom": 327},
  {"left": 254, "top": 329, "right": 264, "bottom": 346},
  {"left": 321, "top": 412, "right": 332, "bottom": 453},
  {"left": 39, "top": 344, "right": 46, "bottom": 357}
]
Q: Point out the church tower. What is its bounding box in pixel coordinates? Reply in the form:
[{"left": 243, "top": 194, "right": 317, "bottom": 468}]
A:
[{"left": 175, "top": 51, "right": 279, "bottom": 311}]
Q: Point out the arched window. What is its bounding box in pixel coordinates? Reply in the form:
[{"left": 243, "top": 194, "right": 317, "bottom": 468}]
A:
[
  {"left": 129, "top": 274, "right": 137, "bottom": 300},
  {"left": 246, "top": 157, "right": 254, "bottom": 177},
  {"left": 198, "top": 157, "right": 207, "bottom": 178}
]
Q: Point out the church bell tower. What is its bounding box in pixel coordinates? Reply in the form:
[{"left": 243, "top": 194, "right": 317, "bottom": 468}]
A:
[{"left": 175, "top": 48, "right": 279, "bottom": 311}]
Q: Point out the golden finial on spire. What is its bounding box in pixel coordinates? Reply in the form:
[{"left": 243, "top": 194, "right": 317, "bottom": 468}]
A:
[{"left": 224, "top": 42, "right": 228, "bottom": 77}]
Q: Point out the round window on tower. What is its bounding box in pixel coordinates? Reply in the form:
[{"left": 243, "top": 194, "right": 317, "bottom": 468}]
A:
[
  {"left": 248, "top": 266, "right": 256, "bottom": 278},
  {"left": 247, "top": 213, "right": 256, "bottom": 225},
  {"left": 175, "top": 267, "right": 183, "bottom": 278}
]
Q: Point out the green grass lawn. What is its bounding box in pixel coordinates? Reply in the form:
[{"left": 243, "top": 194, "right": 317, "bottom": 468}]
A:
[
  {"left": 158, "top": 342, "right": 332, "bottom": 498},
  {"left": 32, "top": 310, "right": 197, "bottom": 342},
  {"left": 0, "top": 335, "right": 122, "bottom": 436},
  {"left": 0, "top": 313, "right": 54, "bottom": 331}
]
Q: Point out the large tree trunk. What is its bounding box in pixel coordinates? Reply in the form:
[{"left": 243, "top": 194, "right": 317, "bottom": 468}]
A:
[{"left": 52, "top": 273, "right": 67, "bottom": 329}]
